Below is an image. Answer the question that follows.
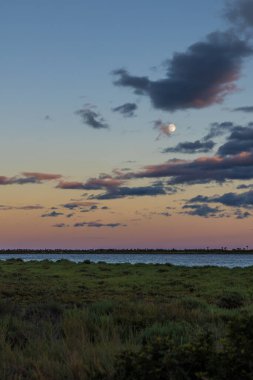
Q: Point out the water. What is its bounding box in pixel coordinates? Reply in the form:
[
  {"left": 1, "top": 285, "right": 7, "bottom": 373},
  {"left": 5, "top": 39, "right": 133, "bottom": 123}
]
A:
[{"left": 0, "top": 253, "right": 253, "bottom": 267}]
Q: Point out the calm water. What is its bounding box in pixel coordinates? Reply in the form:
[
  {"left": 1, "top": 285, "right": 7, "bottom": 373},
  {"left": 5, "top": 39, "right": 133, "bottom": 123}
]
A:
[{"left": 0, "top": 253, "right": 253, "bottom": 267}]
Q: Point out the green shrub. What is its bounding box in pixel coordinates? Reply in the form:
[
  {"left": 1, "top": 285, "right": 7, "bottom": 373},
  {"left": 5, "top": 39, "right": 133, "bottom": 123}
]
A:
[
  {"left": 89, "top": 300, "right": 115, "bottom": 315},
  {"left": 141, "top": 321, "right": 192, "bottom": 344},
  {"left": 24, "top": 302, "right": 64, "bottom": 323},
  {"left": 180, "top": 297, "right": 208, "bottom": 311},
  {"left": 114, "top": 334, "right": 216, "bottom": 380},
  {"left": 216, "top": 291, "right": 244, "bottom": 309},
  {"left": 221, "top": 315, "right": 253, "bottom": 380}
]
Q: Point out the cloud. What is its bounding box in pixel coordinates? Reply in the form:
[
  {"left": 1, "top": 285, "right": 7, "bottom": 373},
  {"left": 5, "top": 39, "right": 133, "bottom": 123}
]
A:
[
  {"left": 0, "top": 175, "right": 38, "bottom": 185},
  {"left": 182, "top": 204, "right": 222, "bottom": 217},
  {"left": 79, "top": 177, "right": 125, "bottom": 190},
  {"left": 0, "top": 176, "right": 21, "bottom": 185},
  {"left": 53, "top": 223, "right": 69, "bottom": 228},
  {"left": 122, "top": 152, "right": 253, "bottom": 185},
  {"left": 0, "top": 172, "right": 62, "bottom": 186},
  {"left": 160, "top": 212, "right": 172, "bottom": 217},
  {"left": 41, "top": 211, "right": 64, "bottom": 217},
  {"left": 233, "top": 106, "right": 253, "bottom": 112},
  {"left": 225, "top": 0, "right": 253, "bottom": 32},
  {"left": 112, "top": 102, "right": 137, "bottom": 117},
  {"left": 203, "top": 121, "right": 234, "bottom": 141},
  {"left": 113, "top": 69, "right": 149, "bottom": 94},
  {"left": 190, "top": 190, "right": 253, "bottom": 208},
  {"left": 22, "top": 172, "right": 62, "bottom": 181},
  {"left": 62, "top": 201, "right": 97, "bottom": 210},
  {"left": 75, "top": 107, "right": 109, "bottom": 129},
  {"left": 0, "top": 205, "right": 13, "bottom": 211},
  {"left": 163, "top": 140, "right": 215, "bottom": 154},
  {"left": 235, "top": 209, "right": 251, "bottom": 218},
  {"left": 73, "top": 221, "right": 126, "bottom": 228},
  {"left": 88, "top": 184, "right": 171, "bottom": 200},
  {"left": 113, "top": 31, "right": 252, "bottom": 111},
  {"left": 57, "top": 181, "right": 88, "bottom": 190},
  {"left": 237, "top": 183, "right": 253, "bottom": 189},
  {"left": 0, "top": 204, "right": 44, "bottom": 211},
  {"left": 57, "top": 177, "right": 124, "bottom": 190},
  {"left": 17, "top": 205, "right": 44, "bottom": 210},
  {"left": 217, "top": 123, "right": 253, "bottom": 155}
]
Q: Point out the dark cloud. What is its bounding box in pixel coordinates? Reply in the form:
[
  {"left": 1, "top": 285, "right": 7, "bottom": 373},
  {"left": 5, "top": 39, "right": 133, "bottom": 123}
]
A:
[
  {"left": 225, "top": 0, "right": 253, "bottom": 31},
  {"left": 237, "top": 183, "right": 253, "bottom": 189},
  {"left": 217, "top": 124, "right": 253, "bottom": 155},
  {"left": 0, "top": 176, "right": 12, "bottom": 185},
  {"left": 188, "top": 190, "right": 253, "bottom": 218},
  {"left": 22, "top": 172, "right": 62, "bottom": 181},
  {"left": 163, "top": 140, "right": 215, "bottom": 154},
  {"left": 113, "top": 31, "right": 252, "bottom": 111},
  {"left": 57, "top": 181, "right": 88, "bottom": 190},
  {"left": 75, "top": 107, "right": 109, "bottom": 129},
  {"left": 10, "top": 177, "right": 40, "bottom": 185},
  {"left": 233, "top": 106, "right": 253, "bottom": 112},
  {"left": 41, "top": 211, "right": 64, "bottom": 217},
  {"left": 62, "top": 202, "right": 94, "bottom": 210},
  {"left": 80, "top": 177, "right": 124, "bottom": 190},
  {"left": 182, "top": 204, "right": 222, "bottom": 218},
  {"left": 0, "top": 175, "right": 37, "bottom": 185},
  {"left": 190, "top": 190, "right": 253, "bottom": 208},
  {"left": 203, "top": 121, "right": 234, "bottom": 141},
  {"left": 17, "top": 205, "right": 44, "bottom": 210},
  {"left": 121, "top": 152, "right": 253, "bottom": 185},
  {"left": 160, "top": 212, "right": 172, "bottom": 217},
  {"left": 0, "top": 172, "right": 62, "bottom": 186},
  {"left": 73, "top": 221, "right": 126, "bottom": 228},
  {"left": 112, "top": 102, "right": 137, "bottom": 117},
  {"left": 53, "top": 223, "right": 69, "bottom": 228},
  {"left": 0, "top": 205, "right": 13, "bottom": 211},
  {"left": 62, "top": 202, "right": 97, "bottom": 210},
  {"left": 57, "top": 177, "right": 124, "bottom": 190},
  {"left": 113, "top": 69, "right": 149, "bottom": 94},
  {"left": 235, "top": 209, "right": 251, "bottom": 218},
  {"left": 0, "top": 176, "right": 30, "bottom": 186},
  {"left": 0, "top": 204, "right": 44, "bottom": 211},
  {"left": 88, "top": 184, "right": 170, "bottom": 200}
]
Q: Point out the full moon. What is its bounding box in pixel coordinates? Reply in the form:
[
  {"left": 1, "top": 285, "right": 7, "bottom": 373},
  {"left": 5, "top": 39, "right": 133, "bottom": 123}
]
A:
[{"left": 168, "top": 123, "right": 176, "bottom": 133}]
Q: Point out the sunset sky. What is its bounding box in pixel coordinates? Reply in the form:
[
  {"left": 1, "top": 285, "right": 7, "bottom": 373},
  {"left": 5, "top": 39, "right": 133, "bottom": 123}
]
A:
[{"left": 1, "top": 0, "right": 253, "bottom": 249}]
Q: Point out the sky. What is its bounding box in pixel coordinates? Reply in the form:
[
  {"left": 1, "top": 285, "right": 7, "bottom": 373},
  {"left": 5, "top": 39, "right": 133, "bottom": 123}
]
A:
[{"left": 1, "top": 0, "right": 253, "bottom": 249}]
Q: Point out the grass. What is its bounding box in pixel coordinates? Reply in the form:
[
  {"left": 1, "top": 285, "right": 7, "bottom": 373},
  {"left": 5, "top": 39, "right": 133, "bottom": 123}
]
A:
[{"left": 0, "top": 259, "right": 253, "bottom": 378}]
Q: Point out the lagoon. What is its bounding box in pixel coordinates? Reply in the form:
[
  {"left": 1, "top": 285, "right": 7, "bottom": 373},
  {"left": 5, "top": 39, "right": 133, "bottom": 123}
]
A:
[{"left": 1, "top": 252, "right": 253, "bottom": 267}]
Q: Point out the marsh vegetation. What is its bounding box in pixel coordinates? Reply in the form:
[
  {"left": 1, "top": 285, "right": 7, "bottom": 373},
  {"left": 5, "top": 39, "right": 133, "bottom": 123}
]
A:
[{"left": 0, "top": 259, "right": 253, "bottom": 379}]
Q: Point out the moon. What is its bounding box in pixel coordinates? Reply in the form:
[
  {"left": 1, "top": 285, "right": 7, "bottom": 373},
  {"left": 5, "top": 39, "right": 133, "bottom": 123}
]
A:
[{"left": 168, "top": 123, "right": 176, "bottom": 133}]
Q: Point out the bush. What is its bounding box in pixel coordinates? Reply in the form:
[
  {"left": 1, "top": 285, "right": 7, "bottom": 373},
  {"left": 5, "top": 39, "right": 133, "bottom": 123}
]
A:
[
  {"left": 216, "top": 291, "right": 244, "bottom": 309},
  {"left": 180, "top": 297, "right": 208, "bottom": 311},
  {"left": 89, "top": 300, "right": 115, "bottom": 315},
  {"left": 24, "top": 302, "right": 64, "bottom": 323},
  {"left": 141, "top": 321, "right": 192, "bottom": 344},
  {"left": 114, "top": 334, "right": 216, "bottom": 380},
  {"left": 221, "top": 315, "right": 253, "bottom": 380},
  {"left": 113, "top": 315, "right": 253, "bottom": 380}
]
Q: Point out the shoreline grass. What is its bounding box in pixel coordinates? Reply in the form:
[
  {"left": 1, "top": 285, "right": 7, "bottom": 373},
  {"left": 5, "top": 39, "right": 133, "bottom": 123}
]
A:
[{"left": 1, "top": 260, "right": 253, "bottom": 379}]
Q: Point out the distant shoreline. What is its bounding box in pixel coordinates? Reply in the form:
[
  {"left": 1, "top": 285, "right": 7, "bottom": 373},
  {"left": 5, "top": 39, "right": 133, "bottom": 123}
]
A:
[{"left": 0, "top": 249, "right": 252, "bottom": 254}]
